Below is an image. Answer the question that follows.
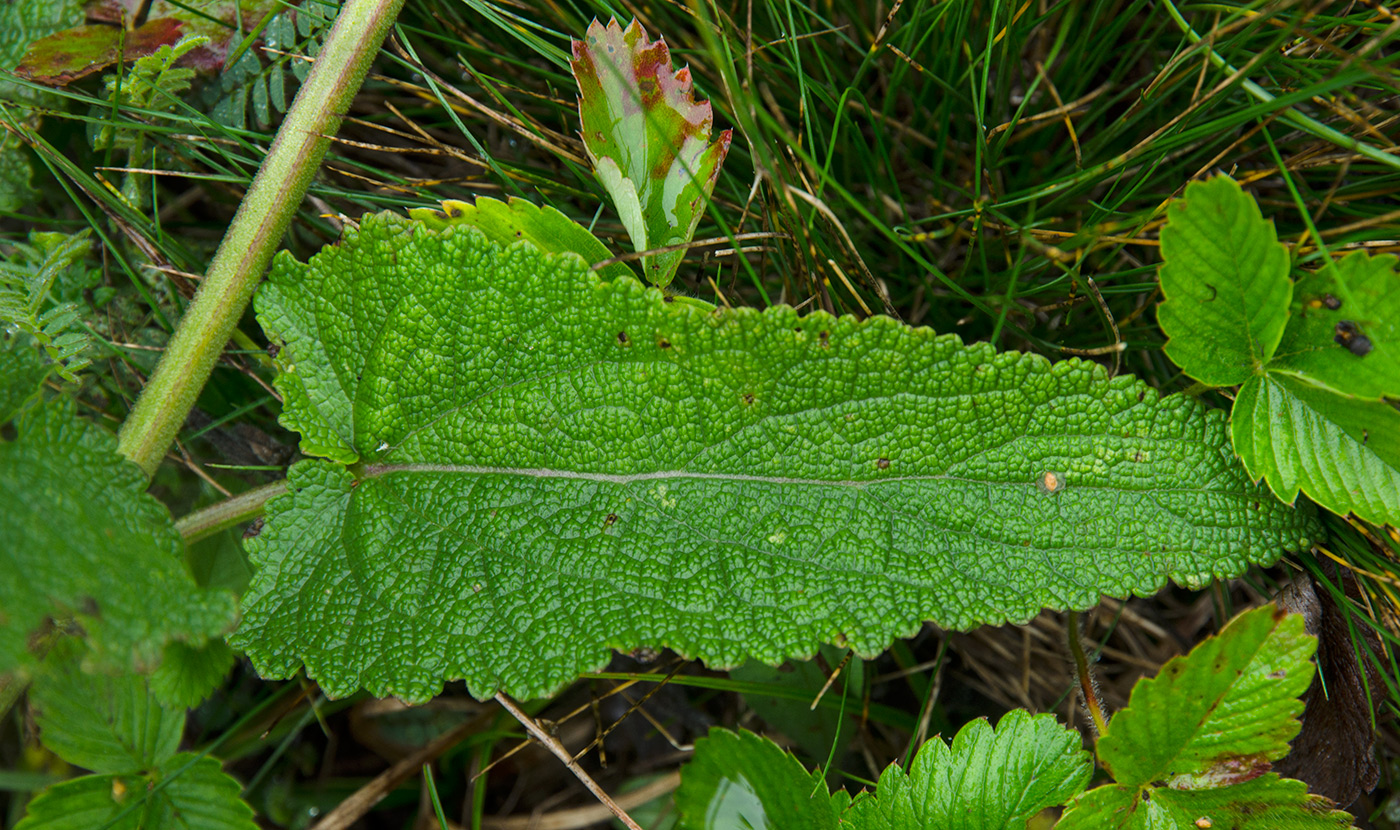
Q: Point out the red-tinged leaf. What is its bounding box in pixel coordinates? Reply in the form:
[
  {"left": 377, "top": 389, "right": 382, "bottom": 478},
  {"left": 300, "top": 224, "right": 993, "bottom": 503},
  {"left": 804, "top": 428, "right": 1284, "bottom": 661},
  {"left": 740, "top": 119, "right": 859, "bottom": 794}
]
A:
[
  {"left": 571, "top": 18, "right": 732, "bottom": 287},
  {"left": 15, "top": 18, "right": 184, "bottom": 84},
  {"left": 16, "top": 0, "right": 288, "bottom": 84}
]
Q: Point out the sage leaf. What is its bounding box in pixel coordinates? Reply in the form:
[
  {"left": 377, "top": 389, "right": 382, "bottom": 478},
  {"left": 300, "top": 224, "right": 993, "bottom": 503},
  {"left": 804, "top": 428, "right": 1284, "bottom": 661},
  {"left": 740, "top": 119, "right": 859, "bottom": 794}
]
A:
[{"left": 234, "top": 213, "right": 1315, "bottom": 701}]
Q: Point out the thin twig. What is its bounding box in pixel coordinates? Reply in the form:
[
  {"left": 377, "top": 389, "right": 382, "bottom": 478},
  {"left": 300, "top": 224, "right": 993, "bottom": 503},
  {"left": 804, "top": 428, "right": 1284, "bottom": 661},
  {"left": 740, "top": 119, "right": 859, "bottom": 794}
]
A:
[{"left": 494, "top": 694, "right": 644, "bottom": 830}]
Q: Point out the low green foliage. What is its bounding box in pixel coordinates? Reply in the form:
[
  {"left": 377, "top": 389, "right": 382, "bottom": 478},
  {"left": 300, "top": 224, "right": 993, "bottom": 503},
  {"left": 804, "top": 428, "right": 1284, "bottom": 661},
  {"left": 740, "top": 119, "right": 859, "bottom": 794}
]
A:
[
  {"left": 0, "top": 398, "right": 236, "bottom": 680},
  {"left": 675, "top": 607, "right": 1353, "bottom": 829},
  {"left": 2, "top": 1, "right": 1397, "bottom": 826},
  {"left": 0, "top": 230, "right": 95, "bottom": 381},
  {"left": 1157, "top": 177, "right": 1400, "bottom": 525},
  {"left": 16, "top": 640, "right": 255, "bottom": 830}
]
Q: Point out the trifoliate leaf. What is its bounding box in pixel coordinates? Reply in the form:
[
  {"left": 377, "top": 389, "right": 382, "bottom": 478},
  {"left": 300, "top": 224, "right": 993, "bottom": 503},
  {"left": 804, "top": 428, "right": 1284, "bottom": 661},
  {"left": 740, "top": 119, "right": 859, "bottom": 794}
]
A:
[
  {"left": 235, "top": 212, "right": 1315, "bottom": 701},
  {"left": 408, "top": 197, "right": 635, "bottom": 281},
  {"left": 571, "top": 18, "right": 732, "bottom": 287},
  {"left": 674, "top": 728, "right": 840, "bottom": 830},
  {"left": 30, "top": 638, "right": 183, "bottom": 774},
  {"left": 1157, "top": 181, "right": 1400, "bottom": 523},
  {"left": 1058, "top": 606, "right": 1353, "bottom": 829},
  {"left": 14, "top": 754, "right": 257, "bottom": 830},
  {"left": 1158, "top": 176, "right": 1292, "bottom": 386},
  {"left": 842, "top": 709, "right": 1091, "bottom": 829},
  {"left": 1268, "top": 252, "right": 1398, "bottom": 401},
  {"left": 0, "top": 398, "right": 236, "bottom": 677},
  {"left": 1232, "top": 373, "right": 1399, "bottom": 525}
]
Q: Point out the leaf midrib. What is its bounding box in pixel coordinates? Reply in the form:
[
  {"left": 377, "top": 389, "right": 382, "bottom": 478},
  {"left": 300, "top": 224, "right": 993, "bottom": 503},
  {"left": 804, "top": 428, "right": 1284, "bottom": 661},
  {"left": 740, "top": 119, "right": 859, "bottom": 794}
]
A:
[{"left": 357, "top": 463, "right": 1241, "bottom": 494}]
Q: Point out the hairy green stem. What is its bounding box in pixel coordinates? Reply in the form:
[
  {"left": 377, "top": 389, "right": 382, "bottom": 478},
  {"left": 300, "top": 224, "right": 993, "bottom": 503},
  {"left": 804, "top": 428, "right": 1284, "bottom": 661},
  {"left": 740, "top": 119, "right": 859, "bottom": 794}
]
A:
[
  {"left": 1160, "top": 0, "right": 1400, "bottom": 172},
  {"left": 175, "top": 479, "right": 288, "bottom": 544},
  {"left": 1067, "top": 611, "right": 1109, "bottom": 738},
  {"left": 116, "top": 0, "right": 407, "bottom": 477}
]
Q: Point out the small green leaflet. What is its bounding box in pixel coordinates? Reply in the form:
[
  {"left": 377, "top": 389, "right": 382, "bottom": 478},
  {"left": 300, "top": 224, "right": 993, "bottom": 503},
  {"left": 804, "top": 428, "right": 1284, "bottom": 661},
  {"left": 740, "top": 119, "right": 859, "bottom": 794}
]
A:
[
  {"left": 1058, "top": 606, "right": 1354, "bottom": 829},
  {"left": 1158, "top": 176, "right": 1292, "bottom": 386},
  {"left": 30, "top": 638, "right": 184, "bottom": 775},
  {"left": 17, "top": 640, "right": 255, "bottom": 830},
  {"left": 235, "top": 212, "right": 1314, "bottom": 701},
  {"left": 571, "top": 17, "right": 731, "bottom": 287},
  {"left": 840, "top": 710, "right": 1090, "bottom": 828},
  {"left": 408, "top": 196, "right": 635, "bottom": 281},
  {"left": 1156, "top": 177, "right": 1400, "bottom": 525}
]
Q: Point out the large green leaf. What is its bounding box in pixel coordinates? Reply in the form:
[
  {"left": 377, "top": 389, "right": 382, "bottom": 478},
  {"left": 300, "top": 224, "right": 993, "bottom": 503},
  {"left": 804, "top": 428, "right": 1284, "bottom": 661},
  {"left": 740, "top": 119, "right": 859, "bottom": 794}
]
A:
[
  {"left": 0, "top": 399, "right": 236, "bottom": 676},
  {"left": 1232, "top": 373, "right": 1399, "bottom": 525},
  {"left": 14, "top": 754, "right": 257, "bottom": 830},
  {"left": 234, "top": 212, "right": 1315, "bottom": 701},
  {"left": 841, "top": 709, "right": 1090, "bottom": 829},
  {"left": 31, "top": 639, "right": 184, "bottom": 774},
  {"left": 1058, "top": 606, "right": 1354, "bottom": 829},
  {"left": 1158, "top": 176, "right": 1292, "bottom": 386},
  {"left": 570, "top": 18, "right": 731, "bottom": 287}
]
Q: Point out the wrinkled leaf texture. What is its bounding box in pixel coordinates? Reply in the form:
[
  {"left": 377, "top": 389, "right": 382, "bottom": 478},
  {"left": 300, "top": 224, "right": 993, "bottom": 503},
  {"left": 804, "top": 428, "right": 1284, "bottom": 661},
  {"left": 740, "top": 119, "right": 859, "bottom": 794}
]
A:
[{"left": 234, "top": 212, "right": 1316, "bottom": 701}]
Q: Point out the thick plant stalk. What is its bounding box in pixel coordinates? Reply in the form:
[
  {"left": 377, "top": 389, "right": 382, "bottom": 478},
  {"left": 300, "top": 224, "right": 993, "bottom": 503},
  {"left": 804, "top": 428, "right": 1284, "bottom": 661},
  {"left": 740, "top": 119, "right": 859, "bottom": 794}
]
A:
[
  {"left": 117, "top": 0, "right": 406, "bottom": 477},
  {"left": 174, "top": 479, "right": 287, "bottom": 543}
]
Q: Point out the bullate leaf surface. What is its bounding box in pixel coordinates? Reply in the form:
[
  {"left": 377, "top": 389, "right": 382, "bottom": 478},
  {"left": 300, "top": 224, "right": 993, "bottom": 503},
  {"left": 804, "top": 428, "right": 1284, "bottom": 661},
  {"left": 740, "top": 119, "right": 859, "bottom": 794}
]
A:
[{"left": 235, "top": 212, "right": 1316, "bottom": 701}]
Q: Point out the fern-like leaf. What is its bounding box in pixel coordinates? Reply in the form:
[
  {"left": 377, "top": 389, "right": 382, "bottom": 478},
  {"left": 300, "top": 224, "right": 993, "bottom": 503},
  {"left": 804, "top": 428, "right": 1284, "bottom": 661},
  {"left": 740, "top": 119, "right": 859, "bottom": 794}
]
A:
[{"left": 0, "top": 229, "right": 93, "bottom": 381}]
